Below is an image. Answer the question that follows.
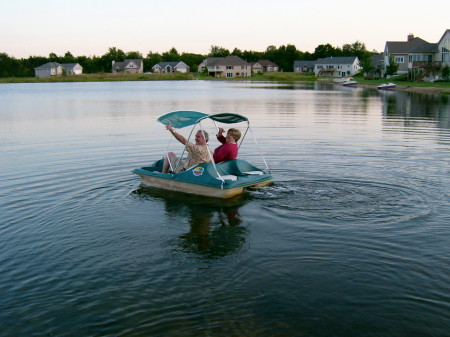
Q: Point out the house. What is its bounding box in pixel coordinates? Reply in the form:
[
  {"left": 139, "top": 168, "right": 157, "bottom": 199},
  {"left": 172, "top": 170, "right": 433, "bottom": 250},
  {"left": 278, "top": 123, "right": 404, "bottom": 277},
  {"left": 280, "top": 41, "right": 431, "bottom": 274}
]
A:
[
  {"left": 112, "top": 59, "right": 143, "bottom": 74},
  {"left": 251, "top": 60, "right": 279, "bottom": 73},
  {"left": 293, "top": 60, "right": 316, "bottom": 73},
  {"left": 61, "top": 63, "right": 83, "bottom": 75},
  {"left": 384, "top": 30, "right": 450, "bottom": 81},
  {"left": 313, "top": 56, "right": 361, "bottom": 77},
  {"left": 152, "top": 61, "right": 190, "bottom": 73},
  {"left": 366, "top": 53, "right": 384, "bottom": 78},
  {"left": 384, "top": 34, "right": 433, "bottom": 75},
  {"left": 198, "top": 55, "right": 251, "bottom": 78},
  {"left": 437, "top": 29, "right": 450, "bottom": 64},
  {"left": 34, "top": 62, "right": 63, "bottom": 78}
]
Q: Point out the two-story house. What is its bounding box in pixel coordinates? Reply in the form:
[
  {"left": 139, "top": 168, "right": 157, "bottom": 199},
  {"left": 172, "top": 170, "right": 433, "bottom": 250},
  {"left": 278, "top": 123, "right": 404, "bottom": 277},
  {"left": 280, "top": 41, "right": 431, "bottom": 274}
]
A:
[
  {"left": 112, "top": 59, "right": 143, "bottom": 74},
  {"left": 384, "top": 30, "right": 450, "bottom": 81},
  {"left": 198, "top": 55, "right": 251, "bottom": 78},
  {"left": 152, "top": 61, "right": 190, "bottom": 73},
  {"left": 313, "top": 56, "right": 361, "bottom": 77}
]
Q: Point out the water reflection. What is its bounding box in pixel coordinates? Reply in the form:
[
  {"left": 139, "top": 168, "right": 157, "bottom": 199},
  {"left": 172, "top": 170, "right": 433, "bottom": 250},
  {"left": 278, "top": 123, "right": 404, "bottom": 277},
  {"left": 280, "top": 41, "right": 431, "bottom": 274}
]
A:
[
  {"left": 132, "top": 186, "right": 249, "bottom": 259},
  {"left": 381, "top": 91, "right": 450, "bottom": 129}
]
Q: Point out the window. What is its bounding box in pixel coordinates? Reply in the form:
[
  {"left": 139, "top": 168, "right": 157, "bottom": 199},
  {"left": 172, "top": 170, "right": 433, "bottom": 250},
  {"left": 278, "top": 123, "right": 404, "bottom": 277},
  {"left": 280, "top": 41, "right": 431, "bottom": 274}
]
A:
[
  {"left": 394, "top": 56, "right": 404, "bottom": 63},
  {"left": 226, "top": 72, "right": 233, "bottom": 77},
  {"left": 226, "top": 65, "right": 234, "bottom": 69}
]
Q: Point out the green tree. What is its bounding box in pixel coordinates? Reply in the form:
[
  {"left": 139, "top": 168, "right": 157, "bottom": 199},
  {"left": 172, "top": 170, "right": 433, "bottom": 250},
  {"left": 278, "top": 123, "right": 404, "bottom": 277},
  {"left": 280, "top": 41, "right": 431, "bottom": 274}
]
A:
[
  {"left": 313, "top": 44, "right": 340, "bottom": 59},
  {"left": 145, "top": 51, "right": 162, "bottom": 71},
  {"left": 385, "top": 55, "right": 399, "bottom": 76},
  {"left": 162, "top": 47, "right": 180, "bottom": 61},
  {"left": 125, "top": 51, "right": 143, "bottom": 59},
  {"left": 180, "top": 52, "right": 205, "bottom": 72},
  {"left": 209, "top": 45, "right": 230, "bottom": 57},
  {"left": 359, "top": 54, "right": 374, "bottom": 75},
  {"left": 442, "top": 65, "right": 450, "bottom": 80}
]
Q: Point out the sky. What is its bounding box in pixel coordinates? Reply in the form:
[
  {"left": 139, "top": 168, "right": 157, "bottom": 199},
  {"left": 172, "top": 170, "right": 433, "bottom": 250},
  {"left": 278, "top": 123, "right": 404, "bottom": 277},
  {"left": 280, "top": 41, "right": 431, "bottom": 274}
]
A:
[{"left": 1, "top": 0, "right": 449, "bottom": 59}]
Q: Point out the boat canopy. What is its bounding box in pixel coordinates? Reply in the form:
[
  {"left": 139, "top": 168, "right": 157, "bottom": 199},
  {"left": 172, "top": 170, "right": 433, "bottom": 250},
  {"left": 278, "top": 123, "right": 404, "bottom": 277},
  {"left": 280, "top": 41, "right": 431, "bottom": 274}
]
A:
[{"left": 157, "top": 110, "right": 248, "bottom": 129}]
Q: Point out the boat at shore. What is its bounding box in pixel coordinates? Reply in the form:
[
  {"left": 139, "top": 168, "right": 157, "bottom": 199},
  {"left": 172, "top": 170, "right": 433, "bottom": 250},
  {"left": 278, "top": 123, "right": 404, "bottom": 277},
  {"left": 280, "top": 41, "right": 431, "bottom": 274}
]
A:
[
  {"left": 132, "top": 110, "right": 272, "bottom": 199},
  {"left": 377, "top": 82, "right": 397, "bottom": 90},
  {"left": 342, "top": 80, "right": 358, "bottom": 87}
]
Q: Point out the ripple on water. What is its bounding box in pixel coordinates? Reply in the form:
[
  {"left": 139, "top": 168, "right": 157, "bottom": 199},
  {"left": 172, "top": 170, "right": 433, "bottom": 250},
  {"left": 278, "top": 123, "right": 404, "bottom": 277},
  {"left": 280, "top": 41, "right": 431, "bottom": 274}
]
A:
[{"left": 248, "top": 178, "right": 432, "bottom": 226}]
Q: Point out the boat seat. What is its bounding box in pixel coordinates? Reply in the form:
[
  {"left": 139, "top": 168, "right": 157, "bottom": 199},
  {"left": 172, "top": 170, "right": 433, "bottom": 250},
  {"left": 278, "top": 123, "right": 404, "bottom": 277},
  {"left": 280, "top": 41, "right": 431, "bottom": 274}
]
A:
[
  {"left": 243, "top": 171, "right": 264, "bottom": 175},
  {"left": 216, "top": 175, "right": 238, "bottom": 181}
]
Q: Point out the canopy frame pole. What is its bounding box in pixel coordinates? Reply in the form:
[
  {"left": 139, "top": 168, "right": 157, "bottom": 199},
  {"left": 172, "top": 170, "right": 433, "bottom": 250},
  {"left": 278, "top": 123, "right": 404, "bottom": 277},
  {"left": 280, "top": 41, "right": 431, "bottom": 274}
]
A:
[{"left": 248, "top": 123, "right": 271, "bottom": 173}]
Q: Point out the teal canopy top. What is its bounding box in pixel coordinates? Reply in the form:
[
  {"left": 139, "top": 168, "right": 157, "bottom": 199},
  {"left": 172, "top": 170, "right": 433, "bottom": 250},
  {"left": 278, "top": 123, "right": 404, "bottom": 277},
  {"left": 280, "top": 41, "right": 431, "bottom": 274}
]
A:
[{"left": 157, "top": 110, "right": 248, "bottom": 129}]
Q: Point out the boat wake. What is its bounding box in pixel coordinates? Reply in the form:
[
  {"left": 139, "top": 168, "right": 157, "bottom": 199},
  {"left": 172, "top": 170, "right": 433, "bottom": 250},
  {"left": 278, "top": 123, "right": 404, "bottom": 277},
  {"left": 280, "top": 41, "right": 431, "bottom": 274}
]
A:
[{"left": 248, "top": 178, "right": 432, "bottom": 226}]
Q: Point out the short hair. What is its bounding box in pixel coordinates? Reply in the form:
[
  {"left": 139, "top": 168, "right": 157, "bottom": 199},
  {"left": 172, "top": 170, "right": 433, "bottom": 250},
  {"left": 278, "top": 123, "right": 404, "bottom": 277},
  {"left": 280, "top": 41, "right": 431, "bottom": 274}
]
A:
[
  {"left": 227, "top": 128, "right": 241, "bottom": 141},
  {"left": 197, "top": 130, "right": 209, "bottom": 142}
]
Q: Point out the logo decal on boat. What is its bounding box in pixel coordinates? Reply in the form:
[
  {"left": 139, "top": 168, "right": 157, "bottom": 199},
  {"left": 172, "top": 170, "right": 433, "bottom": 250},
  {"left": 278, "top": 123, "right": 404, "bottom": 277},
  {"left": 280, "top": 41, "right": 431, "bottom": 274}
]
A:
[{"left": 192, "top": 167, "right": 204, "bottom": 176}]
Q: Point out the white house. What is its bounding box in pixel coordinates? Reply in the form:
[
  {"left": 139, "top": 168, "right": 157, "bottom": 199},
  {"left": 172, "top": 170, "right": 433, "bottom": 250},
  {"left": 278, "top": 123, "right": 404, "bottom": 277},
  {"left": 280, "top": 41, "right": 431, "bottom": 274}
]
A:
[
  {"left": 34, "top": 62, "right": 63, "bottom": 78},
  {"left": 314, "top": 56, "right": 361, "bottom": 77},
  {"left": 198, "top": 55, "right": 251, "bottom": 78},
  {"left": 61, "top": 63, "right": 83, "bottom": 75},
  {"left": 152, "top": 61, "right": 190, "bottom": 73},
  {"left": 112, "top": 59, "right": 143, "bottom": 73}
]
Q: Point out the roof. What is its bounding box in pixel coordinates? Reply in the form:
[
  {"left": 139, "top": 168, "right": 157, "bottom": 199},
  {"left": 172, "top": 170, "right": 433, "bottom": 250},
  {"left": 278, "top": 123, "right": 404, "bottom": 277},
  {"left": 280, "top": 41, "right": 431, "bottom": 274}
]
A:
[
  {"left": 293, "top": 60, "right": 316, "bottom": 68},
  {"left": 254, "top": 59, "right": 278, "bottom": 67},
  {"left": 315, "top": 56, "right": 358, "bottom": 65},
  {"left": 437, "top": 29, "right": 450, "bottom": 45},
  {"left": 113, "top": 59, "right": 143, "bottom": 70},
  {"left": 203, "top": 55, "right": 250, "bottom": 66},
  {"left": 410, "top": 42, "right": 438, "bottom": 53},
  {"left": 61, "top": 63, "right": 82, "bottom": 69},
  {"left": 385, "top": 37, "right": 429, "bottom": 54},
  {"left": 154, "top": 61, "right": 188, "bottom": 68},
  {"left": 34, "top": 62, "right": 61, "bottom": 70}
]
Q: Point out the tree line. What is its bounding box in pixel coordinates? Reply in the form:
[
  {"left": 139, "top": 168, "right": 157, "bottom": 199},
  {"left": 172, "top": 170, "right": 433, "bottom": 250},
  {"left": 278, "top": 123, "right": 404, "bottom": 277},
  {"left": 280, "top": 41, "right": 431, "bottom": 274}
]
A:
[{"left": 0, "top": 42, "right": 376, "bottom": 77}]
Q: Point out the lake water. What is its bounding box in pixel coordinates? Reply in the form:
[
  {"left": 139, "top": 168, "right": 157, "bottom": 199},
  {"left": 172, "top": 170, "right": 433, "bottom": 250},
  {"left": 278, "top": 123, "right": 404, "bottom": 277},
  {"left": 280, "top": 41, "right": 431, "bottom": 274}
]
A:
[{"left": 1, "top": 80, "right": 450, "bottom": 336}]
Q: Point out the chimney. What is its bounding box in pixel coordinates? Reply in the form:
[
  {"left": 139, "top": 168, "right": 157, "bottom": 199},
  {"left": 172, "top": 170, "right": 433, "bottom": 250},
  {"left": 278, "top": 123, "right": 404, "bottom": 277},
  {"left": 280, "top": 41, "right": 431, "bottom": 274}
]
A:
[{"left": 407, "top": 34, "right": 414, "bottom": 41}]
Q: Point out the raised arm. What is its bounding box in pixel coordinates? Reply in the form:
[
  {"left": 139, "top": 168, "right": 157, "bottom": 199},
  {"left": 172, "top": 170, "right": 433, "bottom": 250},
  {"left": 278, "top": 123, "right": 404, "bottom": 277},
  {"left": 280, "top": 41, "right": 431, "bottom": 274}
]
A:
[{"left": 166, "top": 123, "right": 187, "bottom": 145}]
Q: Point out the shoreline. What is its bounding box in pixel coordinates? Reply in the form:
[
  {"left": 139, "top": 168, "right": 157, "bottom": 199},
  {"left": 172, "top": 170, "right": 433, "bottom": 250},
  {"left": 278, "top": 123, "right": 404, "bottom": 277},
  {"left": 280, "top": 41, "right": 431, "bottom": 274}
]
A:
[{"left": 1, "top": 73, "right": 449, "bottom": 95}]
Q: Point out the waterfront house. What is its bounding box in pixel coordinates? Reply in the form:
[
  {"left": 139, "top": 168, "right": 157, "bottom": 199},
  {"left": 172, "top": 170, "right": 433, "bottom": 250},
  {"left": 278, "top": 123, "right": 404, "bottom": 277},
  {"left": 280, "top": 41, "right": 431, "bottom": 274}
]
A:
[
  {"left": 383, "top": 30, "right": 450, "bottom": 81},
  {"left": 251, "top": 60, "right": 279, "bottom": 73},
  {"left": 313, "top": 56, "right": 361, "bottom": 77},
  {"left": 34, "top": 62, "right": 63, "bottom": 78},
  {"left": 61, "top": 63, "right": 83, "bottom": 75},
  {"left": 198, "top": 55, "right": 251, "bottom": 78},
  {"left": 112, "top": 59, "right": 143, "bottom": 74},
  {"left": 293, "top": 60, "right": 316, "bottom": 73},
  {"left": 152, "top": 61, "right": 190, "bottom": 73}
]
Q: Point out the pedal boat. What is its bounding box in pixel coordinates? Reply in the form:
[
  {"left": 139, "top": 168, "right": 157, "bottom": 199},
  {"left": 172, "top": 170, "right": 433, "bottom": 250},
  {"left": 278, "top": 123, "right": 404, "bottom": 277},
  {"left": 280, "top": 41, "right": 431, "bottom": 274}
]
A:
[{"left": 132, "top": 111, "right": 272, "bottom": 199}]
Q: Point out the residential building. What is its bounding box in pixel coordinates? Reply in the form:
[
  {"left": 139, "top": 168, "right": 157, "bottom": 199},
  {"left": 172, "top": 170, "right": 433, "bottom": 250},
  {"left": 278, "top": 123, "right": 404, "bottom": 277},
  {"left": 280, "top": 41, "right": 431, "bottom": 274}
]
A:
[
  {"left": 313, "top": 56, "right": 361, "bottom": 77},
  {"left": 251, "top": 60, "right": 279, "bottom": 73},
  {"left": 61, "top": 63, "right": 83, "bottom": 75},
  {"left": 112, "top": 59, "right": 143, "bottom": 74},
  {"left": 293, "top": 60, "right": 316, "bottom": 73},
  {"left": 34, "top": 62, "right": 83, "bottom": 78},
  {"left": 198, "top": 55, "right": 251, "bottom": 78},
  {"left": 383, "top": 30, "right": 450, "bottom": 81},
  {"left": 152, "top": 61, "right": 190, "bottom": 73},
  {"left": 34, "top": 62, "right": 62, "bottom": 78}
]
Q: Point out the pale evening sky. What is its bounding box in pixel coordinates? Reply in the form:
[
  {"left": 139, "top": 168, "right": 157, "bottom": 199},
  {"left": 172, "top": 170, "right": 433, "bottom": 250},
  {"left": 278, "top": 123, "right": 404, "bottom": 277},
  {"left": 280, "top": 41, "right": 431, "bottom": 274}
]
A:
[{"left": 1, "top": 0, "right": 448, "bottom": 59}]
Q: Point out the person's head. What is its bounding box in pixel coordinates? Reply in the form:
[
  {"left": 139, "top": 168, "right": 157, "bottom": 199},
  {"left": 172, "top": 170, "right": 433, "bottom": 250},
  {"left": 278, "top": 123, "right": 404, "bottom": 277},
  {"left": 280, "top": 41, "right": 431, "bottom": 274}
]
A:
[
  {"left": 226, "top": 128, "right": 241, "bottom": 143},
  {"left": 195, "top": 130, "right": 209, "bottom": 145}
]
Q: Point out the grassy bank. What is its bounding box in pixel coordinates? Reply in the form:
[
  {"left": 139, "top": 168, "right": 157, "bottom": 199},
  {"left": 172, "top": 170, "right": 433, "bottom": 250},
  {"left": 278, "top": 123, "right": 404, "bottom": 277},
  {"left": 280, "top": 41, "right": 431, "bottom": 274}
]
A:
[
  {"left": 0, "top": 72, "right": 195, "bottom": 83},
  {"left": 1, "top": 72, "right": 448, "bottom": 94}
]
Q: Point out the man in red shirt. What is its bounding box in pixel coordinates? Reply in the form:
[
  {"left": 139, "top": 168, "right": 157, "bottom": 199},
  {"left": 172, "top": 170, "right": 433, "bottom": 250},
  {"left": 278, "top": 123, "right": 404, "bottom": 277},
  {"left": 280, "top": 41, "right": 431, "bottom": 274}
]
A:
[{"left": 213, "top": 128, "right": 241, "bottom": 163}]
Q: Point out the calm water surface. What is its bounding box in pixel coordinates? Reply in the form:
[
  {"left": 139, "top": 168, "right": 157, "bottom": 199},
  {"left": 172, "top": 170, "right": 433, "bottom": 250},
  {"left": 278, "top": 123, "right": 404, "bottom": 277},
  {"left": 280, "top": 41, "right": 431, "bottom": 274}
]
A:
[{"left": 1, "top": 81, "right": 450, "bottom": 336}]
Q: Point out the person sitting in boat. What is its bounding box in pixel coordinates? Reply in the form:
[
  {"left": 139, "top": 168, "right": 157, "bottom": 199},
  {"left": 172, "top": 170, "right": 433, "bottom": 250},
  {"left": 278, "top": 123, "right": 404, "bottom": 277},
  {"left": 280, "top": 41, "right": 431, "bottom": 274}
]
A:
[
  {"left": 162, "top": 123, "right": 211, "bottom": 173},
  {"left": 213, "top": 128, "right": 241, "bottom": 163}
]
